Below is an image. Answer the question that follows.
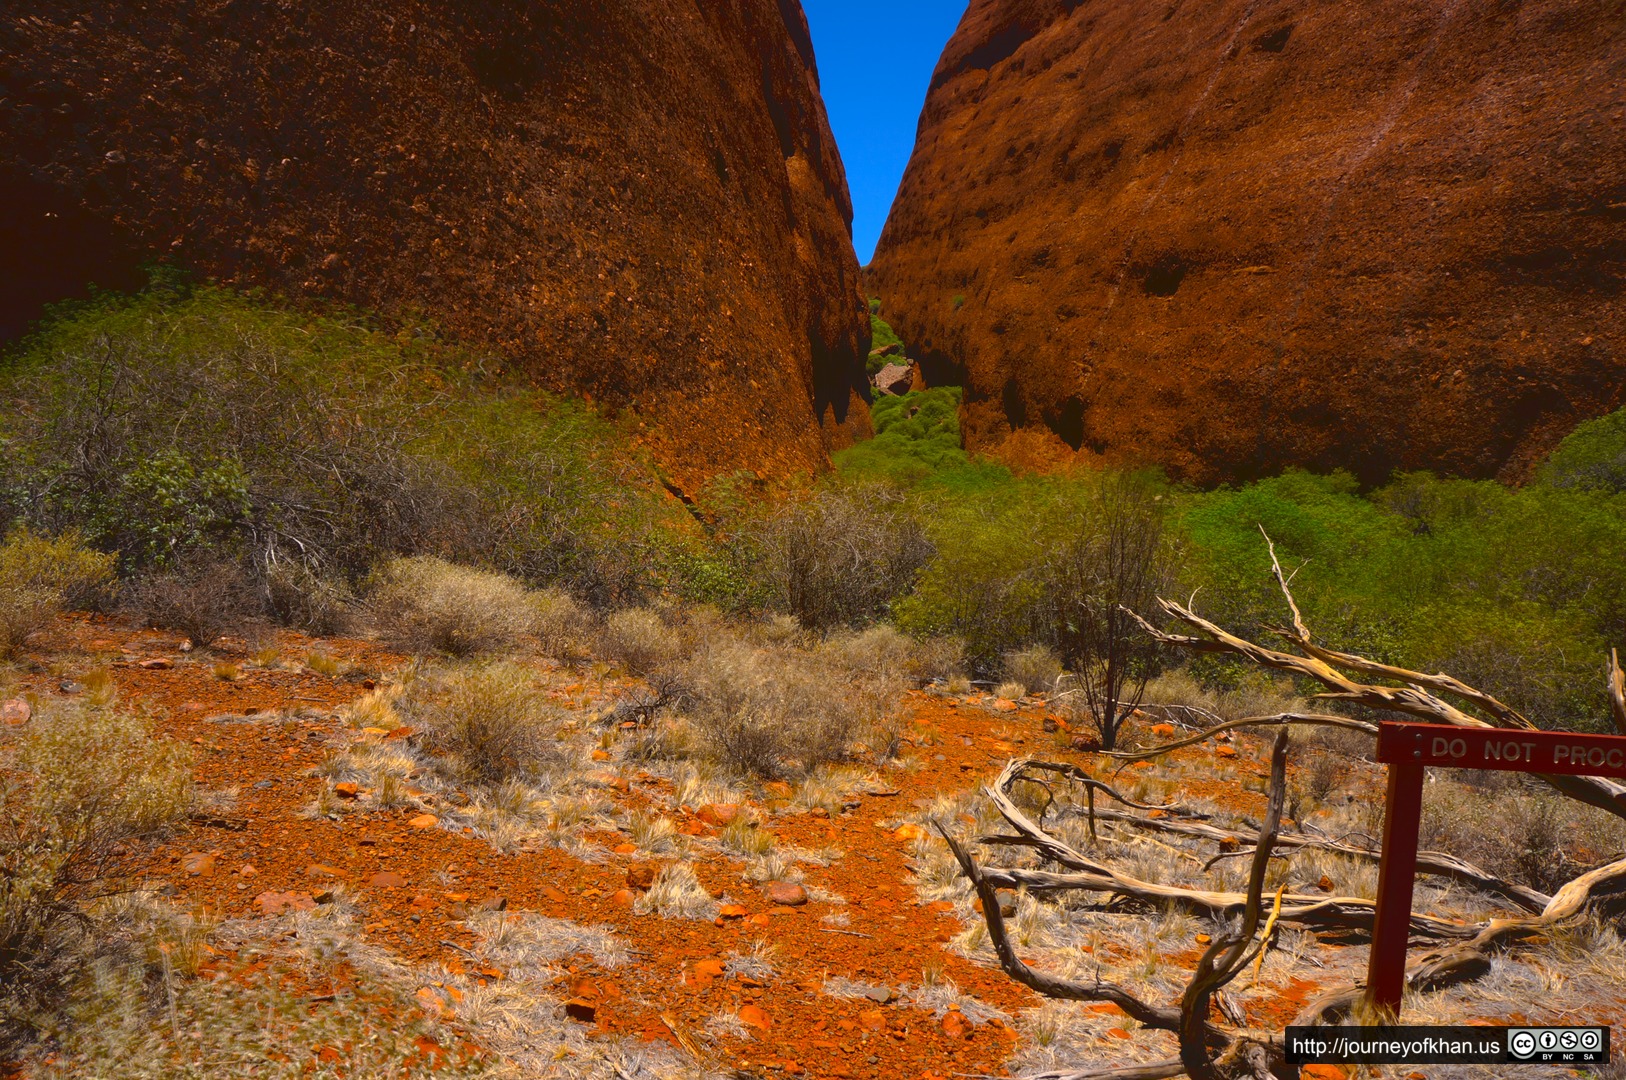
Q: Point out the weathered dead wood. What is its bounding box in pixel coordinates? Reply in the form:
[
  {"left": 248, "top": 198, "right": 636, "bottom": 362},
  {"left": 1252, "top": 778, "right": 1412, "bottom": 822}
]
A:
[
  {"left": 1177, "top": 729, "right": 1291, "bottom": 1079},
  {"left": 1611, "top": 649, "right": 1626, "bottom": 737},
  {"left": 1122, "top": 535, "right": 1626, "bottom": 821},
  {"left": 936, "top": 825, "right": 1187, "bottom": 1033},
  {"left": 1080, "top": 807, "right": 1553, "bottom": 914},
  {"left": 1101, "top": 712, "right": 1377, "bottom": 764},
  {"left": 979, "top": 760, "right": 1478, "bottom": 939},
  {"left": 1292, "top": 853, "right": 1626, "bottom": 1027}
]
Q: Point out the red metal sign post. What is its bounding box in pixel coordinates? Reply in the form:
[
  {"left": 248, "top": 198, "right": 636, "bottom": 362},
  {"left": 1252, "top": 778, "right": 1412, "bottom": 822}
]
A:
[{"left": 1368, "top": 722, "right": 1626, "bottom": 1017}]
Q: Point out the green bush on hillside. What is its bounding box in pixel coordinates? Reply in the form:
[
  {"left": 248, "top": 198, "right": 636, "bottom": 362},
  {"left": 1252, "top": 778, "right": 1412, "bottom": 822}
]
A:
[
  {"left": 0, "top": 278, "right": 678, "bottom": 613},
  {"left": 1540, "top": 406, "right": 1626, "bottom": 494}
]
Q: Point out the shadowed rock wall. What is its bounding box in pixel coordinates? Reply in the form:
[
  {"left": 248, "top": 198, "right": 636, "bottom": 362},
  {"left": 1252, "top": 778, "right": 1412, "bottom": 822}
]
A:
[
  {"left": 870, "top": 0, "right": 1625, "bottom": 483},
  {"left": 1, "top": 1, "right": 871, "bottom": 491}
]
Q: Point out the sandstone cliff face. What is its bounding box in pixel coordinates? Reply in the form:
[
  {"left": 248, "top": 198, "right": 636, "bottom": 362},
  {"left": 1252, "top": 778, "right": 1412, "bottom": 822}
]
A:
[
  {"left": 869, "top": 0, "right": 1625, "bottom": 484},
  {"left": 0, "top": 1, "right": 869, "bottom": 492}
]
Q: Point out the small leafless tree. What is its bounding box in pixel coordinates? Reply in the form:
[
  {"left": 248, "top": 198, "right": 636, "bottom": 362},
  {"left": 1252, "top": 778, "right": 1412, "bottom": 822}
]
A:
[{"left": 1049, "top": 472, "right": 1177, "bottom": 749}]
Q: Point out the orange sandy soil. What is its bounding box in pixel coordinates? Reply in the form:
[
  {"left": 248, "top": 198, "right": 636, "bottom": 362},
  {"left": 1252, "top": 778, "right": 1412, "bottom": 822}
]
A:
[{"left": 7, "top": 613, "right": 1338, "bottom": 1079}]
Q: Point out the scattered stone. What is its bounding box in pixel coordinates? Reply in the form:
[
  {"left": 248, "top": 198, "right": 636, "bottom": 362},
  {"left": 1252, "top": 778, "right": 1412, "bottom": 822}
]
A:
[
  {"left": 1318, "top": 874, "right": 1335, "bottom": 892},
  {"left": 1216, "top": 745, "right": 1239, "bottom": 759},
  {"left": 1070, "top": 733, "right": 1103, "bottom": 752},
  {"left": 810, "top": 807, "right": 829, "bottom": 818},
  {"left": 873, "top": 363, "right": 912, "bottom": 396},
  {"left": 626, "top": 864, "right": 657, "bottom": 890},
  {"left": 408, "top": 814, "right": 438, "bottom": 830},
  {"left": 1, "top": 698, "right": 30, "bottom": 727},
  {"left": 862, "top": 985, "right": 897, "bottom": 1004},
  {"left": 237, "top": 863, "right": 256, "bottom": 877},
  {"left": 738, "top": 1003, "right": 772, "bottom": 1030},
  {"left": 139, "top": 657, "right": 173, "bottom": 670},
  {"left": 1106, "top": 1027, "right": 1132, "bottom": 1040},
  {"left": 716, "top": 904, "right": 749, "bottom": 920},
  {"left": 306, "top": 864, "right": 347, "bottom": 880},
  {"left": 612, "top": 842, "right": 638, "bottom": 855},
  {"left": 564, "top": 998, "right": 597, "bottom": 1023},
  {"left": 893, "top": 823, "right": 927, "bottom": 842},
  {"left": 58, "top": 680, "right": 83, "bottom": 694},
  {"left": 697, "top": 804, "right": 740, "bottom": 827},
  {"left": 478, "top": 895, "right": 508, "bottom": 912},
  {"left": 611, "top": 888, "right": 637, "bottom": 907},
  {"left": 858, "top": 1009, "right": 887, "bottom": 1032},
  {"left": 590, "top": 749, "right": 611, "bottom": 761},
  {"left": 1195, "top": 933, "right": 1212, "bottom": 945},
  {"left": 1151, "top": 723, "right": 1176, "bottom": 738},
  {"left": 254, "top": 890, "right": 317, "bottom": 915},
  {"left": 542, "top": 885, "right": 569, "bottom": 903},
  {"left": 767, "top": 905, "right": 801, "bottom": 916},
  {"left": 747, "top": 913, "right": 771, "bottom": 927},
  {"left": 333, "top": 782, "right": 360, "bottom": 798},
  {"left": 690, "top": 958, "right": 726, "bottom": 989},
  {"left": 181, "top": 852, "right": 215, "bottom": 877},
  {"left": 368, "top": 871, "right": 407, "bottom": 888},
  {"left": 942, "top": 1011, "right": 972, "bottom": 1040},
  {"left": 926, "top": 900, "right": 955, "bottom": 913},
  {"left": 973, "top": 889, "right": 1017, "bottom": 917},
  {"left": 764, "top": 882, "right": 808, "bottom": 907},
  {"left": 869, "top": 342, "right": 903, "bottom": 359}
]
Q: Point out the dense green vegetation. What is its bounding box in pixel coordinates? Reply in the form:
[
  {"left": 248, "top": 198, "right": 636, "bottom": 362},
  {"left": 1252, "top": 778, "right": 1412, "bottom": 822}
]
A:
[
  {"left": 866, "top": 296, "right": 904, "bottom": 376},
  {"left": 5, "top": 280, "right": 1625, "bottom": 733},
  {"left": 0, "top": 276, "right": 687, "bottom": 617}
]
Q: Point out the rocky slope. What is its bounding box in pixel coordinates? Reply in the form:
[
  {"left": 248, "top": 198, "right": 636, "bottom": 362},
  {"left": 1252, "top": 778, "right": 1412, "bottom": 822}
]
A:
[
  {"left": 0, "top": 1, "right": 870, "bottom": 492},
  {"left": 869, "top": 0, "right": 1625, "bottom": 483}
]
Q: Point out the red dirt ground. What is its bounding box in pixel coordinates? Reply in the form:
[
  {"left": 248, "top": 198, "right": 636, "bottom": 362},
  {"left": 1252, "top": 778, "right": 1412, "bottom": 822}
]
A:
[{"left": 7, "top": 614, "right": 1322, "bottom": 1079}]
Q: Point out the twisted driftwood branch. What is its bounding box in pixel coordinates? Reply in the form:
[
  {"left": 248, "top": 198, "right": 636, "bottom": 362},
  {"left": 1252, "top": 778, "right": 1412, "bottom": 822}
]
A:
[
  {"left": 1121, "top": 533, "right": 1626, "bottom": 822},
  {"left": 1293, "top": 852, "right": 1626, "bottom": 1027},
  {"left": 979, "top": 760, "right": 1477, "bottom": 940},
  {"left": 1081, "top": 807, "right": 1552, "bottom": 914}
]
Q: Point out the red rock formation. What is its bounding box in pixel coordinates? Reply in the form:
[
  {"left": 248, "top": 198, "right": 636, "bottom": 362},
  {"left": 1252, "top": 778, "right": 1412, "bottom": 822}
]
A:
[
  {"left": 0, "top": 1, "right": 869, "bottom": 492},
  {"left": 869, "top": 0, "right": 1624, "bottom": 483}
]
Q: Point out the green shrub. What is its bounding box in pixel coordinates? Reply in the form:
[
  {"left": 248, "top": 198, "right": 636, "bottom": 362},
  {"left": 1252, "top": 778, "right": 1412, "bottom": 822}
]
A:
[
  {"left": 0, "top": 528, "right": 115, "bottom": 656},
  {"left": 394, "top": 662, "right": 559, "bottom": 785},
  {"left": 1, "top": 698, "right": 193, "bottom": 1054},
  {"left": 744, "top": 484, "right": 931, "bottom": 630},
  {"left": 674, "top": 638, "right": 861, "bottom": 778},
  {"left": 1001, "top": 645, "right": 1063, "bottom": 696},
  {"left": 1540, "top": 406, "right": 1626, "bottom": 493},
  {"left": 367, "top": 557, "right": 536, "bottom": 657},
  {"left": 122, "top": 556, "right": 261, "bottom": 648},
  {"left": 0, "top": 280, "right": 677, "bottom": 609}
]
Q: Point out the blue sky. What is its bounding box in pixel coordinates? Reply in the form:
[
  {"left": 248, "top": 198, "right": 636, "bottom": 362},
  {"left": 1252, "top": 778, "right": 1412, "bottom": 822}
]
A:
[{"left": 802, "top": 1, "right": 968, "bottom": 265}]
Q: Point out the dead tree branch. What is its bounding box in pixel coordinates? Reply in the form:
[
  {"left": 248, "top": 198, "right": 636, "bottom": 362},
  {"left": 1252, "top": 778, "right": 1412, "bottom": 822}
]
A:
[
  {"left": 1293, "top": 852, "right": 1626, "bottom": 1027},
  {"left": 1121, "top": 532, "right": 1626, "bottom": 822},
  {"left": 1082, "top": 807, "right": 1552, "bottom": 914},
  {"left": 1610, "top": 649, "right": 1626, "bottom": 737}
]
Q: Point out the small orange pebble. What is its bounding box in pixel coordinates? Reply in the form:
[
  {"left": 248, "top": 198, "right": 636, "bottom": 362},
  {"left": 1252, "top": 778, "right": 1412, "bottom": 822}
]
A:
[{"left": 894, "top": 823, "right": 927, "bottom": 842}]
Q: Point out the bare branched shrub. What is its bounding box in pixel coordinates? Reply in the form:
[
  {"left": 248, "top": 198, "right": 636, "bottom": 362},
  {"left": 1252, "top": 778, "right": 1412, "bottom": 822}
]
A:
[
  {"left": 367, "top": 556, "right": 534, "bottom": 657},
  {"left": 1002, "top": 645, "right": 1063, "bottom": 696},
  {"left": 0, "top": 700, "right": 193, "bottom": 1054},
  {"left": 122, "top": 556, "right": 261, "bottom": 647},
  {"left": 0, "top": 529, "right": 115, "bottom": 656},
  {"left": 263, "top": 559, "right": 354, "bottom": 636},
  {"left": 1045, "top": 473, "right": 1178, "bottom": 750},
  {"left": 393, "top": 662, "right": 559, "bottom": 785},
  {"left": 750, "top": 485, "right": 932, "bottom": 630}
]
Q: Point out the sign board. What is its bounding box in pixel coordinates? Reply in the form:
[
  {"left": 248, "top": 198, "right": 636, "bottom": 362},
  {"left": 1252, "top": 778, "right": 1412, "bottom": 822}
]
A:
[
  {"left": 1377, "top": 722, "right": 1626, "bottom": 775},
  {"left": 1364, "top": 722, "right": 1626, "bottom": 1018}
]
